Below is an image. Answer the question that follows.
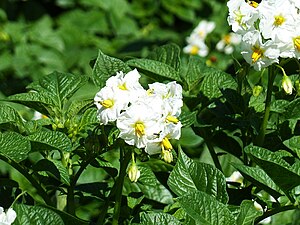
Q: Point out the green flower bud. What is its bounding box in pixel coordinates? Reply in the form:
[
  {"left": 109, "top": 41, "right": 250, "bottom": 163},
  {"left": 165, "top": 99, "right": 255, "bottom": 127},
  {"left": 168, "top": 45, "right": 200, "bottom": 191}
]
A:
[
  {"left": 128, "top": 163, "right": 140, "bottom": 182},
  {"left": 252, "top": 85, "right": 263, "bottom": 97},
  {"left": 282, "top": 75, "right": 293, "bottom": 95},
  {"left": 161, "top": 149, "right": 173, "bottom": 163}
]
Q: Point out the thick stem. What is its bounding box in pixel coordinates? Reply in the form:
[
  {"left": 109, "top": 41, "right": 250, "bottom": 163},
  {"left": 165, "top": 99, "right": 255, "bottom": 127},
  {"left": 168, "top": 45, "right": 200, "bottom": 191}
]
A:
[
  {"left": 0, "top": 156, "right": 54, "bottom": 207},
  {"left": 254, "top": 205, "right": 296, "bottom": 224},
  {"left": 255, "top": 65, "right": 277, "bottom": 146},
  {"left": 112, "top": 147, "right": 131, "bottom": 225}
]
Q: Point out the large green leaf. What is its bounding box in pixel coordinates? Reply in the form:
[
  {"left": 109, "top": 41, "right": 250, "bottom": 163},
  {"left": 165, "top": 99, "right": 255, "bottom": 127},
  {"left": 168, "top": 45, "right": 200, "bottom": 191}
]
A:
[
  {"left": 13, "top": 204, "right": 64, "bottom": 225},
  {"left": 66, "top": 99, "right": 94, "bottom": 119},
  {"left": 8, "top": 92, "right": 56, "bottom": 116},
  {"left": 126, "top": 58, "right": 182, "bottom": 82},
  {"left": 168, "top": 148, "right": 228, "bottom": 203},
  {"left": 184, "top": 56, "right": 206, "bottom": 93},
  {"left": 140, "top": 212, "right": 181, "bottom": 225},
  {"left": 245, "top": 145, "right": 300, "bottom": 192},
  {"left": 28, "top": 130, "right": 72, "bottom": 152},
  {"left": 236, "top": 200, "right": 263, "bottom": 225},
  {"left": 147, "top": 43, "right": 181, "bottom": 71},
  {"left": 283, "top": 136, "right": 300, "bottom": 159},
  {"left": 178, "top": 190, "right": 235, "bottom": 225},
  {"left": 91, "top": 49, "right": 131, "bottom": 88},
  {"left": 233, "top": 164, "right": 283, "bottom": 198},
  {"left": 0, "top": 131, "right": 31, "bottom": 162}
]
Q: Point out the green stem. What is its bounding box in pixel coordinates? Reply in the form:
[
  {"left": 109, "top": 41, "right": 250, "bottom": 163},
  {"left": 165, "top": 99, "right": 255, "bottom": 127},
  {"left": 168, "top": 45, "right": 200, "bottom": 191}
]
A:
[
  {"left": 254, "top": 205, "right": 296, "bottom": 224},
  {"left": 0, "top": 156, "right": 54, "bottom": 207},
  {"left": 206, "top": 139, "right": 223, "bottom": 173},
  {"left": 112, "top": 147, "right": 131, "bottom": 225},
  {"left": 66, "top": 153, "right": 97, "bottom": 215},
  {"left": 255, "top": 65, "right": 277, "bottom": 146}
]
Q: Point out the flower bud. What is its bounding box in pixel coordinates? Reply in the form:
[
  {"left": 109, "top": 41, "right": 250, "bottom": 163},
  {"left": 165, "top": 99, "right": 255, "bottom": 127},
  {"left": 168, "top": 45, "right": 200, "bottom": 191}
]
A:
[
  {"left": 282, "top": 75, "right": 293, "bottom": 95},
  {"left": 252, "top": 85, "right": 263, "bottom": 97},
  {"left": 128, "top": 163, "right": 140, "bottom": 182},
  {"left": 161, "top": 149, "right": 173, "bottom": 163}
]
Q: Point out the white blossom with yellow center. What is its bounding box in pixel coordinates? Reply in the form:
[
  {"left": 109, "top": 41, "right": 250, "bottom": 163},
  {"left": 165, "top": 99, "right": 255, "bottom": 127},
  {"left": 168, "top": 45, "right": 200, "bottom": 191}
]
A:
[
  {"left": 258, "top": 0, "right": 297, "bottom": 44},
  {"left": 117, "top": 102, "right": 162, "bottom": 149},
  {"left": 216, "top": 32, "right": 241, "bottom": 55},
  {"left": 241, "top": 30, "right": 280, "bottom": 71},
  {"left": 94, "top": 86, "right": 128, "bottom": 125}
]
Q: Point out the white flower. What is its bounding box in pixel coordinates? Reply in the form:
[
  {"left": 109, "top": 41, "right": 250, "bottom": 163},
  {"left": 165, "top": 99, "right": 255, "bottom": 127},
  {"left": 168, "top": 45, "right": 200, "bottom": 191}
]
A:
[
  {"left": 216, "top": 33, "right": 241, "bottom": 55},
  {"left": 183, "top": 39, "right": 209, "bottom": 57},
  {"left": 227, "top": 0, "right": 260, "bottom": 34},
  {"left": 116, "top": 102, "right": 162, "bottom": 148},
  {"left": 0, "top": 207, "right": 16, "bottom": 225},
  {"left": 94, "top": 86, "right": 128, "bottom": 125},
  {"left": 241, "top": 30, "right": 280, "bottom": 71},
  {"left": 226, "top": 171, "right": 243, "bottom": 184},
  {"left": 258, "top": 0, "right": 297, "bottom": 44},
  {"left": 106, "top": 68, "right": 146, "bottom": 103},
  {"left": 191, "top": 20, "right": 216, "bottom": 40}
]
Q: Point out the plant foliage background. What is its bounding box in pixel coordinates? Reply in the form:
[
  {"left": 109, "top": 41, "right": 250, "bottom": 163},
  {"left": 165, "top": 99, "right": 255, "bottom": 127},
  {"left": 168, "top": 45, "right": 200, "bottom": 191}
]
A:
[{"left": 1, "top": 0, "right": 300, "bottom": 225}]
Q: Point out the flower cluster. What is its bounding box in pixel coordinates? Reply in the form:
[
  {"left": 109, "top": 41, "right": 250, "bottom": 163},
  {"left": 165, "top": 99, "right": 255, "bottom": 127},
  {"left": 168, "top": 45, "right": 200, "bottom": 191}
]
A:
[
  {"left": 0, "top": 207, "right": 16, "bottom": 225},
  {"left": 183, "top": 20, "right": 216, "bottom": 57},
  {"left": 227, "top": 0, "right": 300, "bottom": 71},
  {"left": 94, "top": 69, "right": 183, "bottom": 162}
]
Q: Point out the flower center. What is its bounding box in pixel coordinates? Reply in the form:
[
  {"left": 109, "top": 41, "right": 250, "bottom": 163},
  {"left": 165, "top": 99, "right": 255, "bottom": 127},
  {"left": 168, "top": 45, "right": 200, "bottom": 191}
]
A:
[
  {"left": 134, "top": 122, "right": 145, "bottom": 137},
  {"left": 234, "top": 10, "right": 244, "bottom": 25},
  {"left": 100, "top": 99, "right": 114, "bottom": 108},
  {"left": 224, "top": 34, "right": 231, "bottom": 45},
  {"left": 251, "top": 47, "right": 264, "bottom": 63},
  {"left": 161, "top": 137, "right": 173, "bottom": 151},
  {"left": 274, "top": 15, "right": 285, "bottom": 26},
  {"left": 166, "top": 115, "right": 179, "bottom": 124},
  {"left": 118, "top": 83, "right": 127, "bottom": 90},
  {"left": 248, "top": 1, "right": 259, "bottom": 8},
  {"left": 294, "top": 37, "right": 300, "bottom": 51},
  {"left": 190, "top": 45, "right": 199, "bottom": 55}
]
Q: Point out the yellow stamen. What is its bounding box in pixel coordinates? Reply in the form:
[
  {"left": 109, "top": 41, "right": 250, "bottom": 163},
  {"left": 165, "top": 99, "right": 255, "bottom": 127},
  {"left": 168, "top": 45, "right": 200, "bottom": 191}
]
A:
[
  {"left": 118, "top": 83, "right": 127, "bottom": 90},
  {"left": 135, "top": 122, "right": 145, "bottom": 137},
  {"left": 294, "top": 37, "right": 300, "bottom": 51},
  {"left": 274, "top": 15, "right": 285, "bottom": 26},
  {"left": 190, "top": 45, "right": 199, "bottom": 55},
  {"left": 147, "top": 89, "right": 154, "bottom": 96},
  {"left": 100, "top": 99, "right": 114, "bottom": 108},
  {"left": 161, "top": 137, "right": 173, "bottom": 151},
  {"left": 224, "top": 34, "right": 231, "bottom": 45},
  {"left": 166, "top": 115, "right": 179, "bottom": 124},
  {"left": 251, "top": 47, "right": 263, "bottom": 63},
  {"left": 248, "top": 1, "right": 259, "bottom": 8}
]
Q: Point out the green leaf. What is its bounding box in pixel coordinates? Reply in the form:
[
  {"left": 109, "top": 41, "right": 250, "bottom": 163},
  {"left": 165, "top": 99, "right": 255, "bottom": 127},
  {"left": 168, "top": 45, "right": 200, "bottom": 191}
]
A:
[
  {"left": 52, "top": 160, "right": 70, "bottom": 185},
  {"left": 66, "top": 99, "right": 94, "bottom": 119},
  {"left": 140, "top": 212, "right": 181, "bottom": 225},
  {"left": 179, "top": 111, "right": 197, "bottom": 127},
  {"left": 28, "top": 130, "right": 72, "bottom": 152},
  {"left": 199, "top": 69, "right": 237, "bottom": 99},
  {"left": 126, "top": 58, "right": 182, "bottom": 82},
  {"left": 32, "top": 159, "right": 61, "bottom": 181},
  {"left": 8, "top": 92, "right": 56, "bottom": 116},
  {"left": 236, "top": 200, "right": 263, "bottom": 225},
  {"left": 283, "top": 136, "right": 300, "bottom": 159},
  {"left": 79, "top": 108, "right": 98, "bottom": 129},
  {"left": 147, "top": 43, "right": 181, "bottom": 71},
  {"left": 284, "top": 98, "right": 300, "bottom": 119},
  {"left": 178, "top": 190, "right": 235, "bottom": 225},
  {"left": 168, "top": 148, "right": 228, "bottom": 203},
  {"left": 91, "top": 49, "right": 131, "bottom": 88},
  {"left": 13, "top": 204, "right": 64, "bottom": 225},
  {"left": 0, "top": 104, "right": 24, "bottom": 128},
  {"left": 31, "top": 71, "right": 88, "bottom": 108},
  {"left": 0, "top": 132, "right": 31, "bottom": 162},
  {"left": 233, "top": 164, "right": 283, "bottom": 198},
  {"left": 184, "top": 56, "right": 206, "bottom": 93},
  {"left": 245, "top": 145, "right": 300, "bottom": 192}
]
